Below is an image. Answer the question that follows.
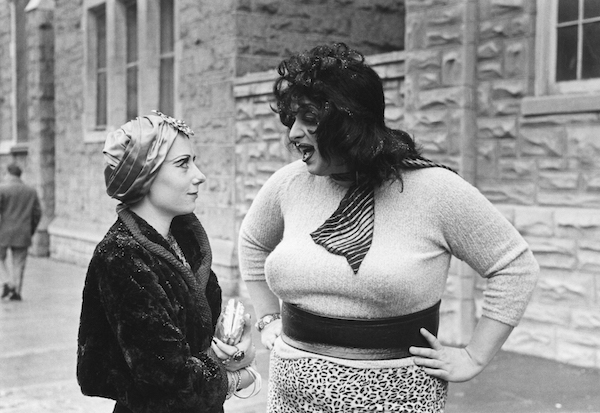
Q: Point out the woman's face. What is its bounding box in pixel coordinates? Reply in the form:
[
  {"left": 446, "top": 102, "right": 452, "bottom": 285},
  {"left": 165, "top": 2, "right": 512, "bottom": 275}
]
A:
[
  {"left": 145, "top": 134, "right": 205, "bottom": 218},
  {"left": 289, "top": 103, "right": 348, "bottom": 176}
]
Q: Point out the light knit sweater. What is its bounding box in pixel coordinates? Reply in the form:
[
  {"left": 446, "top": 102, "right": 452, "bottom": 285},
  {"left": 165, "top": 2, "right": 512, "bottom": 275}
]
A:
[{"left": 239, "top": 160, "right": 539, "bottom": 327}]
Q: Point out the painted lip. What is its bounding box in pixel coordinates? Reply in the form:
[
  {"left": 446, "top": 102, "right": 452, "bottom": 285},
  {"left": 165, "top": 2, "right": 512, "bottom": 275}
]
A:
[{"left": 295, "top": 143, "right": 315, "bottom": 163}]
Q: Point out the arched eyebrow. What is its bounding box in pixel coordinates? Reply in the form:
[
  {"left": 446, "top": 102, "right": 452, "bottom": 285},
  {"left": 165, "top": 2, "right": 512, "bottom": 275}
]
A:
[{"left": 165, "top": 154, "right": 192, "bottom": 163}]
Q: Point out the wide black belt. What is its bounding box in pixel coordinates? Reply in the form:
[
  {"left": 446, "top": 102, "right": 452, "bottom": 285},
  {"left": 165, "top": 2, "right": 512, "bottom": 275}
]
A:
[{"left": 281, "top": 300, "right": 440, "bottom": 360}]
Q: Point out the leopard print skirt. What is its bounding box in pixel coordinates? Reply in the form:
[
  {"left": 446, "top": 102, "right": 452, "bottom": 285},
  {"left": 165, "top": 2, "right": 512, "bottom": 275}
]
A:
[{"left": 267, "top": 351, "right": 448, "bottom": 413}]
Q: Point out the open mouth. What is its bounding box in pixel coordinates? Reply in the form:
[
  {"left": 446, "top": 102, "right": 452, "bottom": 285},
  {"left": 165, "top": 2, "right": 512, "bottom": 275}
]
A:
[{"left": 295, "top": 143, "right": 315, "bottom": 162}]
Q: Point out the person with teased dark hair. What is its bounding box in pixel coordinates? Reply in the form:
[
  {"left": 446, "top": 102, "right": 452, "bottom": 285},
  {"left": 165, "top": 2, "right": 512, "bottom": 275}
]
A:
[
  {"left": 77, "top": 112, "right": 257, "bottom": 413},
  {"left": 239, "top": 43, "right": 539, "bottom": 412}
]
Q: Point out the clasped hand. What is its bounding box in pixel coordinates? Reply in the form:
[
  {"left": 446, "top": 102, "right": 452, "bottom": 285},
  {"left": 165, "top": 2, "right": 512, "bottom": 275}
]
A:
[
  {"left": 409, "top": 328, "right": 486, "bottom": 383},
  {"left": 211, "top": 314, "right": 256, "bottom": 371}
]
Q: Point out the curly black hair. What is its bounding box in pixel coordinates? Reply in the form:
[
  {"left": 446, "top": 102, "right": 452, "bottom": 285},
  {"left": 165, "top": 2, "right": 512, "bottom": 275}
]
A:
[{"left": 273, "top": 43, "right": 425, "bottom": 188}]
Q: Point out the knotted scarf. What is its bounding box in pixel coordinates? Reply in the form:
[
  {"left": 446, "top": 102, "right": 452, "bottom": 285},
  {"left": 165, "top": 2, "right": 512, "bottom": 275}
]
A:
[{"left": 311, "top": 158, "right": 456, "bottom": 274}]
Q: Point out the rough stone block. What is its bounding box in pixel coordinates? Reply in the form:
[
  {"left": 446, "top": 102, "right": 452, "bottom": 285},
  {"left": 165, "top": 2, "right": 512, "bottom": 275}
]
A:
[
  {"left": 513, "top": 207, "right": 554, "bottom": 236},
  {"left": 490, "top": 0, "right": 525, "bottom": 16},
  {"left": 406, "top": 49, "right": 441, "bottom": 72},
  {"left": 538, "top": 192, "right": 600, "bottom": 208},
  {"left": 538, "top": 171, "right": 579, "bottom": 190},
  {"left": 566, "top": 124, "right": 600, "bottom": 166},
  {"left": 509, "top": 13, "right": 533, "bottom": 37},
  {"left": 504, "top": 40, "right": 527, "bottom": 78},
  {"left": 417, "top": 86, "right": 463, "bottom": 110},
  {"left": 427, "top": 26, "right": 462, "bottom": 47},
  {"left": 502, "top": 320, "right": 556, "bottom": 359},
  {"left": 571, "top": 307, "right": 600, "bottom": 332},
  {"left": 521, "top": 303, "right": 571, "bottom": 327},
  {"left": 478, "top": 180, "right": 536, "bottom": 205},
  {"left": 533, "top": 271, "right": 595, "bottom": 306},
  {"left": 418, "top": 71, "right": 442, "bottom": 89},
  {"left": 441, "top": 50, "right": 462, "bottom": 86},
  {"left": 555, "top": 208, "right": 600, "bottom": 239},
  {"left": 520, "top": 126, "right": 566, "bottom": 157},
  {"left": 555, "top": 328, "right": 600, "bottom": 368},
  {"left": 476, "top": 139, "right": 498, "bottom": 178},
  {"left": 480, "top": 20, "right": 509, "bottom": 41},
  {"left": 578, "top": 241, "right": 600, "bottom": 273},
  {"left": 528, "top": 237, "right": 577, "bottom": 270},
  {"left": 198, "top": 145, "right": 235, "bottom": 176},
  {"left": 478, "top": 40, "right": 501, "bottom": 59},
  {"left": 478, "top": 60, "right": 503, "bottom": 80},
  {"left": 498, "top": 158, "right": 536, "bottom": 180},
  {"left": 478, "top": 116, "right": 517, "bottom": 139},
  {"left": 491, "top": 79, "right": 526, "bottom": 99}
]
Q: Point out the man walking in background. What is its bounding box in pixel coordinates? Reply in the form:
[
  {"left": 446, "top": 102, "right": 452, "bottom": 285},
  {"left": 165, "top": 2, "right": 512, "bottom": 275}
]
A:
[{"left": 0, "top": 163, "right": 41, "bottom": 301}]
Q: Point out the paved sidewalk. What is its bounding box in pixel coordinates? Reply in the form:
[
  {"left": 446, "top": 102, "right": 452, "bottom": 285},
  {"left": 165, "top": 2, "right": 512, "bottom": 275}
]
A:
[{"left": 1, "top": 257, "right": 599, "bottom": 413}]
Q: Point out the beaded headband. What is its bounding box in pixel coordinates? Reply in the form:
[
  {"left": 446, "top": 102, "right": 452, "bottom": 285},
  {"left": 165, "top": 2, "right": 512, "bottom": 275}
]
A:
[{"left": 151, "top": 110, "right": 195, "bottom": 137}]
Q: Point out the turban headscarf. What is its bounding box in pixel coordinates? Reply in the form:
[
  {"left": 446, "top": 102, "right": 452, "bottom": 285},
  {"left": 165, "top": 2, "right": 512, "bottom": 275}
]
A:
[{"left": 103, "top": 111, "right": 194, "bottom": 207}]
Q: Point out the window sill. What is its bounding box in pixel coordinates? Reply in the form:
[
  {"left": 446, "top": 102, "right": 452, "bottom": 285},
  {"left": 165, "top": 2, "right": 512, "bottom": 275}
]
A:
[
  {"left": 522, "top": 93, "right": 600, "bottom": 116},
  {"left": 0, "top": 141, "right": 28, "bottom": 155}
]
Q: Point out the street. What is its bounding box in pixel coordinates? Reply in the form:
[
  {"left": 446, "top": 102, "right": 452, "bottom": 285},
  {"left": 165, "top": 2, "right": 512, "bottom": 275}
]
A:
[{"left": 1, "top": 257, "right": 599, "bottom": 412}]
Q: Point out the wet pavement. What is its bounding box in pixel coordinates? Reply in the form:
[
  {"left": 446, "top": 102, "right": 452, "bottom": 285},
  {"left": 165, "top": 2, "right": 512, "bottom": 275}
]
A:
[{"left": 1, "top": 256, "right": 599, "bottom": 413}]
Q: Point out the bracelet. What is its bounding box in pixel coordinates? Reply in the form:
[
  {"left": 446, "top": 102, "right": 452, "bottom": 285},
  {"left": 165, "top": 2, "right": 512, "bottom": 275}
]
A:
[
  {"left": 225, "top": 370, "right": 241, "bottom": 399},
  {"left": 255, "top": 313, "right": 281, "bottom": 332},
  {"left": 234, "top": 365, "right": 262, "bottom": 399}
]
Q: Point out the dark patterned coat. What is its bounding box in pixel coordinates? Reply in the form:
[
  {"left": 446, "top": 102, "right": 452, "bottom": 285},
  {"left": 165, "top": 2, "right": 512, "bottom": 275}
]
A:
[{"left": 77, "top": 211, "right": 227, "bottom": 412}]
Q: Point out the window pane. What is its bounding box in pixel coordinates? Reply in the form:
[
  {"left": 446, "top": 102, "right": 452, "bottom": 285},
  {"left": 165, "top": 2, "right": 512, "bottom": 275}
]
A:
[
  {"left": 127, "top": 66, "right": 138, "bottom": 121},
  {"left": 126, "top": 2, "right": 137, "bottom": 63},
  {"left": 160, "top": 0, "right": 174, "bottom": 54},
  {"left": 160, "top": 57, "right": 174, "bottom": 115},
  {"left": 96, "top": 8, "right": 107, "bottom": 128},
  {"left": 556, "top": 25, "right": 578, "bottom": 81},
  {"left": 97, "top": 71, "right": 107, "bottom": 127},
  {"left": 558, "top": 0, "right": 579, "bottom": 23},
  {"left": 582, "top": 22, "right": 600, "bottom": 78},
  {"left": 97, "top": 9, "right": 106, "bottom": 69},
  {"left": 584, "top": 0, "right": 600, "bottom": 18}
]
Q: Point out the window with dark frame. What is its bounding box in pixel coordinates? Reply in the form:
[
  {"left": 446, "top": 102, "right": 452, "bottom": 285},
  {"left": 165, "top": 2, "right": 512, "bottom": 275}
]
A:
[
  {"left": 556, "top": 0, "right": 600, "bottom": 82},
  {"left": 95, "top": 6, "right": 107, "bottom": 129},
  {"left": 125, "top": 0, "right": 138, "bottom": 121},
  {"left": 159, "top": 0, "right": 175, "bottom": 116}
]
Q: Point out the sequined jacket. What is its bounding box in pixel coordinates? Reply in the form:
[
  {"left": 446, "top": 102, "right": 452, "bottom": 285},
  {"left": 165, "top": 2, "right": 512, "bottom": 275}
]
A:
[{"left": 77, "top": 211, "right": 227, "bottom": 413}]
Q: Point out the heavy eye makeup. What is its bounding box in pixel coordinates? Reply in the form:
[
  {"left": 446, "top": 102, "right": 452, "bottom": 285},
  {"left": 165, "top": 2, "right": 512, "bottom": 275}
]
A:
[{"left": 169, "top": 155, "right": 195, "bottom": 168}]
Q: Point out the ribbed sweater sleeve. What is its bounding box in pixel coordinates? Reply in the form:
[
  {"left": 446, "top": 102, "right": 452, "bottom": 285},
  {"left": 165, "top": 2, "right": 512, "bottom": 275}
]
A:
[
  {"left": 239, "top": 165, "right": 287, "bottom": 282},
  {"left": 430, "top": 170, "right": 540, "bottom": 326}
]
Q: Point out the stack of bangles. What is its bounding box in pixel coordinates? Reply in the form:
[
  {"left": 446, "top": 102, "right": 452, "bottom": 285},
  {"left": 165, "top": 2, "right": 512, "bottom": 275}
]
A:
[{"left": 226, "top": 366, "right": 261, "bottom": 399}]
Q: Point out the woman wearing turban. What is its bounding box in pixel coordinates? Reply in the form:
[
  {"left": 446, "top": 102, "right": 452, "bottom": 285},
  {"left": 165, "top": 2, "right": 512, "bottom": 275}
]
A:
[{"left": 77, "top": 112, "right": 256, "bottom": 413}]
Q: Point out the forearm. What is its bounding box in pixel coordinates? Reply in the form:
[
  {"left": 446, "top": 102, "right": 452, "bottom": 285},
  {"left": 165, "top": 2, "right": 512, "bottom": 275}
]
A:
[
  {"left": 245, "top": 280, "right": 280, "bottom": 318},
  {"left": 465, "top": 316, "right": 513, "bottom": 367}
]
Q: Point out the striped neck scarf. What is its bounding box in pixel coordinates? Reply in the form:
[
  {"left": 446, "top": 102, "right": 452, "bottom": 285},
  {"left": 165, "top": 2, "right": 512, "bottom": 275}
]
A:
[
  {"left": 310, "top": 182, "right": 374, "bottom": 275},
  {"left": 310, "top": 157, "right": 456, "bottom": 274}
]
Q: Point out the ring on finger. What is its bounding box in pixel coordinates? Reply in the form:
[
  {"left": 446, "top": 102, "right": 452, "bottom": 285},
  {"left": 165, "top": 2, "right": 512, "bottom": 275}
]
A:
[
  {"left": 232, "top": 349, "right": 245, "bottom": 362},
  {"left": 221, "top": 357, "right": 231, "bottom": 365}
]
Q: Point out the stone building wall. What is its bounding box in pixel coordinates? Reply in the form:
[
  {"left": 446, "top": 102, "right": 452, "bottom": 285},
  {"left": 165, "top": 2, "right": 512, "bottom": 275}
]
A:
[
  {"left": 50, "top": 0, "right": 109, "bottom": 266},
  {"left": 234, "top": 0, "right": 405, "bottom": 75},
  {"left": 0, "top": 5, "right": 12, "bottom": 147}
]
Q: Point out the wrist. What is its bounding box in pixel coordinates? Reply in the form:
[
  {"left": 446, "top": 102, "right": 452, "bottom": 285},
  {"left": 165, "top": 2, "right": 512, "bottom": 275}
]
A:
[
  {"left": 226, "top": 370, "right": 242, "bottom": 399},
  {"left": 255, "top": 312, "right": 281, "bottom": 332}
]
